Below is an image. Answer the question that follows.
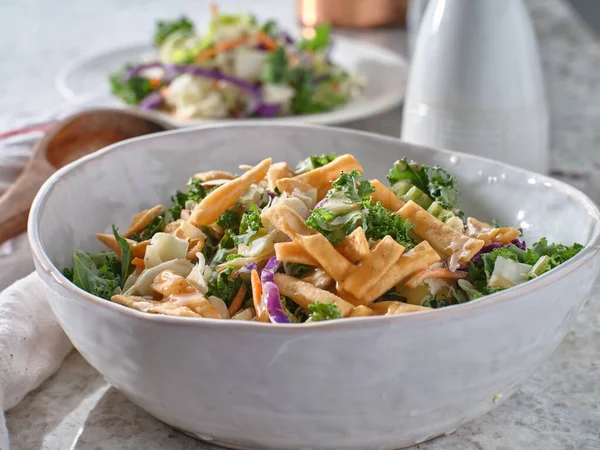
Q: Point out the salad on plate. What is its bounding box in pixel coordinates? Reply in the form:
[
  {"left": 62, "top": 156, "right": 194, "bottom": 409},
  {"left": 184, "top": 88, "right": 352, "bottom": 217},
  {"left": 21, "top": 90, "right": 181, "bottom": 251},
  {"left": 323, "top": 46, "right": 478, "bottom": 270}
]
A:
[
  {"left": 109, "top": 6, "right": 364, "bottom": 119},
  {"left": 64, "top": 154, "right": 583, "bottom": 323}
]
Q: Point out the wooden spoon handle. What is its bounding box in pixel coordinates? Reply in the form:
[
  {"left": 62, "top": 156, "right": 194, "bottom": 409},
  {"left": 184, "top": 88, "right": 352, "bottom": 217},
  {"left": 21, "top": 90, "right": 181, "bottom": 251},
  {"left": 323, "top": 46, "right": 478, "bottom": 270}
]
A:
[{"left": 0, "top": 158, "right": 56, "bottom": 244}]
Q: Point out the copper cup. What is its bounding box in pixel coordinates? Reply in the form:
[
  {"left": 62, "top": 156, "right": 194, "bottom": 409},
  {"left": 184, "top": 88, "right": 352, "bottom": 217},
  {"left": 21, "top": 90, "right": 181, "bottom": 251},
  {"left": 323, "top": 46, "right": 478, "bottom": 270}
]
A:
[{"left": 297, "top": 0, "right": 407, "bottom": 29}]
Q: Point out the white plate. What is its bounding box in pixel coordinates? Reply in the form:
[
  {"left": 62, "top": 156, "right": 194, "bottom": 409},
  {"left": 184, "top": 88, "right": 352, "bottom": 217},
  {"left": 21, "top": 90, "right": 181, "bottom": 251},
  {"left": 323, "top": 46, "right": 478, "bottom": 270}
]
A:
[{"left": 55, "top": 37, "right": 408, "bottom": 127}]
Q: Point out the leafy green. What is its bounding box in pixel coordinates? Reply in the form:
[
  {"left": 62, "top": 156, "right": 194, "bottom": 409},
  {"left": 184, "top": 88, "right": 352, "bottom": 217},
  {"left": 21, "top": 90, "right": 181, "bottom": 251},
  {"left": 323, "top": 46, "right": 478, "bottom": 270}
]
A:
[
  {"left": 112, "top": 226, "right": 133, "bottom": 285},
  {"left": 428, "top": 166, "right": 460, "bottom": 211},
  {"left": 130, "top": 213, "right": 165, "bottom": 242},
  {"left": 362, "top": 199, "right": 416, "bottom": 248},
  {"left": 465, "top": 238, "right": 583, "bottom": 296},
  {"left": 531, "top": 238, "right": 583, "bottom": 267},
  {"left": 285, "top": 263, "right": 314, "bottom": 278},
  {"left": 387, "top": 157, "right": 461, "bottom": 211},
  {"left": 422, "top": 296, "right": 452, "bottom": 309},
  {"left": 260, "top": 46, "right": 288, "bottom": 84},
  {"left": 261, "top": 19, "right": 279, "bottom": 37},
  {"left": 109, "top": 71, "right": 155, "bottom": 106},
  {"left": 211, "top": 230, "right": 238, "bottom": 267},
  {"left": 217, "top": 210, "right": 242, "bottom": 232},
  {"left": 207, "top": 267, "right": 245, "bottom": 306},
  {"left": 295, "top": 153, "right": 339, "bottom": 174},
  {"left": 67, "top": 250, "right": 121, "bottom": 300},
  {"left": 154, "top": 16, "right": 194, "bottom": 47},
  {"left": 299, "top": 24, "right": 331, "bottom": 52},
  {"left": 307, "top": 301, "right": 342, "bottom": 322},
  {"left": 169, "top": 178, "right": 214, "bottom": 219},
  {"left": 306, "top": 170, "right": 374, "bottom": 244},
  {"left": 235, "top": 204, "right": 262, "bottom": 245},
  {"left": 333, "top": 170, "right": 375, "bottom": 201}
]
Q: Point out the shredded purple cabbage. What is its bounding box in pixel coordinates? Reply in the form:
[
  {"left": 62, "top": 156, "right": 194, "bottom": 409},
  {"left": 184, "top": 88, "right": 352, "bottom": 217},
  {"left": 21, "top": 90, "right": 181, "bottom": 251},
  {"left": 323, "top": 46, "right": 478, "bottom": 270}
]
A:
[
  {"left": 471, "top": 243, "right": 504, "bottom": 263},
  {"left": 123, "top": 62, "right": 263, "bottom": 116},
  {"left": 233, "top": 262, "right": 258, "bottom": 279},
  {"left": 255, "top": 103, "right": 280, "bottom": 117},
  {"left": 123, "top": 62, "right": 165, "bottom": 81},
  {"left": 262, "top": 281, "right": 291, "bottom": 324},
  {"left": 281, "top": 32, "right": 295, "bottom": 45},
  {"left": 261, "top": 256, "right": 281, "bottom": 283},
  {"left": 139, "top": 91, "right": 164, "bottom": 110},
  {"left": 471, "top": 238, "right": 528, "bottom": 263},
  {"left": 267, "top": 190, "right": 278, "bottom": 199},
  {"left": 512, "top": 238, "right": 527, "bottom": 250}
]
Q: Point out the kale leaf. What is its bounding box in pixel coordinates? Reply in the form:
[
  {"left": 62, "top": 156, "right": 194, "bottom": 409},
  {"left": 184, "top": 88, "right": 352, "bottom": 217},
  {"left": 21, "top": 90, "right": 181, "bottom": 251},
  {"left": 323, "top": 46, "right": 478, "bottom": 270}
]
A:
[
  {"left": 235, "top": 204, "right": 262, "bottom": 245},
  {"left": 307, "top": 301, "right": 342, "bottom": 322},
  {"left": 169, "top": 178, "right": 214, "bottom": 220},
  {"left": 112, "top": 226, "right": 133, "bottom": 285},
  {"left": 387, "top": 157, "right": 461, "bottom": 211},
  {"left": 130, "top": 213, "right": 165, "bottom": 242},
  {"left": 295, "top": 153, "right": 339, "bottom": 174},
  {"left": 68, "top": 250, "right": 121, "bottom": 300},
  {"left": 109, "top": 71, "right": 154, "bottom": 106},
  {"left": 207, "top": 267, "right": 245, "bottom": 306},
  {"left": 217, "top": 210, "right": 242, "bottom": 232},
  {"left": 362, "top": 199, "right": 416, "bottom": 248},
  {"left": 154, "top": 16, "right": 194, "bottom": 47},
  {"left": 260, "top": 46, "right": 288, "bottom": 84},
  {"left": 285, "top": 263, "right": 314, "bottom": 278},
  {"left": 299, "top": 24, "right": 331, "bottom": 52}
]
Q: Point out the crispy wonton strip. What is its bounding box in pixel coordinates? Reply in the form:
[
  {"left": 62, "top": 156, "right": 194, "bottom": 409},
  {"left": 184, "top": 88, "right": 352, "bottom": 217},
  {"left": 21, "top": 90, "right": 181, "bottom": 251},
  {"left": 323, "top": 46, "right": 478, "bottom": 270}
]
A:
[
  {"left": 398, "top": 201, "right": 484, "bottom": 268},
  {"left": 228, "top": 285, "right": 248, "bottom": 317},
  {"left": 404, "top": 268, "right": 468, "bottom": 289},
  {"left": 251, "top": 269, "right": 269, "bottom": 322},
  {"left": 466, "top": 217, "right": 521, "bottom": 245},
  {"left": 293, "top": 154, "right": 363, "bottom": 187},
  {"left": 370, "top": 300, "right": 432, "bottom": 316},
  {"left": 341, "top": 236, "right": 405, "bottom": 299},
  {"left": 335, "top": 227, "right": 369, "bottom": 263},
  {"left": 123, "top": 205, "right": 164, "bottom": 238},
  {"left": 276, "top": 154, "right": 363, "bottom": 196},
  {"left": 274, "top": 242, "right": 319, "bottom": 266},
  {"left": 276, "top": 227, "right": 369, "bottom": 266},
  {"left": 263, "top": 204, "right": 352, "bottom": 281},
  {"left": 194, "top": 170, "right": 236, "bottom": 181},
  {"left": 190, "top": 158, "right": 272, "bottom": 226},
  {"left": 96, "top": 233, "right": 137, "bottom": 260},
  {"left": 362, "top": 241, "right": 441, "bottom": 304},
  {"left": 97, "top": 234, "right": 149, "bottom": 260},
  {"left": 275, "top": 177, "right": 314, "bottom": 195},
  {"left": 274, "top": 273, "right": 354, "bottom": 317},
  {"left": 350, "top": 305, "right": 374, "bottom": 317},
  {"left": 112, "top": 294, "right": 201, "bottom": 317},
  {"left": 186, "top": 236, "right": 206, "bottom": 260},
  {"left": 300, "top": 268, "right": 335, "bottom": 292},
  {"left": 131, "top": 240, "right": 150, "bottom": 259},
  {"left": 266, "top": 162, "right": 294, "bottom": 192},
  {"left": 369, "top": 179, "right": 405, "bottom": 211}
]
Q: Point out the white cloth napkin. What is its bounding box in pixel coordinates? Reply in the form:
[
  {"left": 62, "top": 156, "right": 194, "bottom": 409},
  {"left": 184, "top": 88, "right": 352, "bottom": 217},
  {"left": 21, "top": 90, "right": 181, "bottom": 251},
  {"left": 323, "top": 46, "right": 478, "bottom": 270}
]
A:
[{"left": 0, "top": 98, "right": 112, "bottom": 449}]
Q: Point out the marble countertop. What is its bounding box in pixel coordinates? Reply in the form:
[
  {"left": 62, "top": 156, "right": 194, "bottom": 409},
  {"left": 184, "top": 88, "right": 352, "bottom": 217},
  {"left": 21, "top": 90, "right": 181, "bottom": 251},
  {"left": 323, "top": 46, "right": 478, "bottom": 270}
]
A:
[{"left": 2, "top": 0, "right": 600, "bottom": 449}]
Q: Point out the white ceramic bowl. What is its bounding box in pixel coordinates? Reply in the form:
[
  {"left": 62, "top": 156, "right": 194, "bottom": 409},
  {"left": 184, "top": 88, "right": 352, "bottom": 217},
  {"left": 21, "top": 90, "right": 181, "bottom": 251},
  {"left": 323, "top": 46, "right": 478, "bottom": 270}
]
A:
[{"left": 29, "top": 124, "right": 600, "bottom": 450}]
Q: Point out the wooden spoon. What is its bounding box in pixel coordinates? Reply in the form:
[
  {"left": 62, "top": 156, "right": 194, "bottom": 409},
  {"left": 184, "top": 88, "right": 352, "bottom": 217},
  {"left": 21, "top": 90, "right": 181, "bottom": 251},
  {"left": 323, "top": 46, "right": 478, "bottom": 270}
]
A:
[{"left": 0, "top": 108, "right": 174, "bottom": 244}]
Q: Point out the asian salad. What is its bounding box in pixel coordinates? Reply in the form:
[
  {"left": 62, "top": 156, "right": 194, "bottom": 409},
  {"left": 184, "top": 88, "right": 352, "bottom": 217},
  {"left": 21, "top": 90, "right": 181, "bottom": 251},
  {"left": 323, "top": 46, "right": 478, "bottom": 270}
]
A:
[
  {"left": 109, "top": 7, "right": 363, "bottom": 119},
  {"left": 64, "top": 154, "right": 583, "bottom": 323}
]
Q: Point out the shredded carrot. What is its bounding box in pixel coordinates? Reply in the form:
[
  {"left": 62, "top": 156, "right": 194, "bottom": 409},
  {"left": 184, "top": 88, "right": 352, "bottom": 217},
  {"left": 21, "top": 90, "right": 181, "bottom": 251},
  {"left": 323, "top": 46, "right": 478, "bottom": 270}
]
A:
[
  {"left": 150, "top": 78, "right": 161, "bottom": 89},
  {"left": 404, "top": 268, "right": 468, "bottom": 289},
  {"left": 132, "top": 257, "right": 145, "bottom": 270},
  {"left": 256, "top": 31, "right": 278, "bottom": 51},
  {"left": 228, "top": 285, "right": 247, "bottom": 317},
  {"left": 251, "top": 269, "right": 269, "bottom": 322},
  {"left": 195, "top": 35, "right": 250, "bottom": 62}
]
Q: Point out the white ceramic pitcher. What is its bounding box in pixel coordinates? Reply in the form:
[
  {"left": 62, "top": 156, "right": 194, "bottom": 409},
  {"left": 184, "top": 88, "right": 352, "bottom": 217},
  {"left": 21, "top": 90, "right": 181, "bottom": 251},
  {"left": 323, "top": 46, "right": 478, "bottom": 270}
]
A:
[{"left": 401, "top": 0, "right": 549, "bottom": 173}]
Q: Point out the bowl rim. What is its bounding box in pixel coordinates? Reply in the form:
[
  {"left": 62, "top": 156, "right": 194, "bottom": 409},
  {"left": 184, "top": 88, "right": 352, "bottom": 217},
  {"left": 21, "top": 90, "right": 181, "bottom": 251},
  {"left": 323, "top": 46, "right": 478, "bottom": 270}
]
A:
[{"left": 28, "top": 122, "right": 600, "bottom": 331}]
